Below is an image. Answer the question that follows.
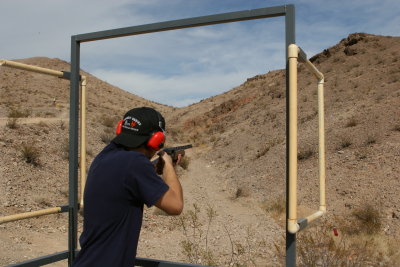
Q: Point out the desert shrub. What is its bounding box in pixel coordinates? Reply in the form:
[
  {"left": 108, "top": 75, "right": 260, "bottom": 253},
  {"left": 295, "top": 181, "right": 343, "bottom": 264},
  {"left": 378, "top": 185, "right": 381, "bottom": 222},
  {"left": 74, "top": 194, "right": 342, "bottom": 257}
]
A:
[
  {"left": 389, "top": 75, "right": 399, "bottom": 83},
  {"left": 6, "top": 118, "right": 18, "bottom": 129},
  {"left": 300, "top": 110, "right": 318, "bottom": 124},
  {"left": 178, "top": 204, "right": 218, "bottom": 266},
  {"left": 339, "top": 136, "right": 352, "bottom": 149},
  {"left": 298, "top": 148, "right": 314, "bottom": 160},
  {"left": 34, "top": 196, "right": 51, "bottom": 207},
  {"left": 86, "top": 148, "right": 94, "bottom": 157},
  {"left": 297, "top": 222, "right": 373, "bottom": 267},
  {"left": 38, "top": 121, "right": 48, "bottom": 128},
  {"left": 8, "top": 107, "right": 31, "bottom": 118},
  {"left": 178, "top": 204, "right": 267, "bottom": 266},
  {"left": 269, "top": 86, "right": 285, "bottom": 99},
  {"left": 20, "top": 142, "right": 40, "bottom": 166},
  {"left": 62, "top": 138, "right": 69, "bottom": 160},
  {"left": 345, "top": 117, "right": 358, "bottom": 127},
  {"left": 59, "top": 187, "right": 69, "bottom": 198},
  {"left": 274, "top": 216, "right": 398, "bottom": 266},
  {"left": 365, "top": 134, "right": 377, "bottom": 145},
  {"left": 100, "top": 129, "right": 115, "bottom": 144},
  {"left": 261, "top": 195, "right": 286, "bottom": 216},
  {"left": 232, "top": 186, "right": 250, "bottom": 199},
  {"left": 392, "top": 124, "right": 400, "bottom": 132},
  {"left": 101, "top": 116, "right": 117, "bottom": 128},
  {"left": 351, "top": 204, "right": 382, "bottom": 235},
  {"left": 225, "top": 226, "right": 267, "bottom": 266},
  {"left": 59, "top": 120, "right": 66, "bottom": 130},
  {"left": 355, "top": 148, "right": 368, "bottom": 160},
  {"left": 44, "top": 112, "right": 56, "bottom": 117}
]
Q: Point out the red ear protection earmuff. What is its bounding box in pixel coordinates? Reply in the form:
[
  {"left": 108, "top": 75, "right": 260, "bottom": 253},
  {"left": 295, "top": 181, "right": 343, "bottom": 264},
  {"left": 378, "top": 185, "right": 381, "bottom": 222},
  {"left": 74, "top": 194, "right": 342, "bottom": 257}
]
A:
[
  {"left": 146, "top": 110, "right": 166, "bottom": 150},
  {"left": 116, "top": 120, "right": 123, "bottom": 135},
  {"left": 147, "top": 131, "right": 165, "bottom": 151}
]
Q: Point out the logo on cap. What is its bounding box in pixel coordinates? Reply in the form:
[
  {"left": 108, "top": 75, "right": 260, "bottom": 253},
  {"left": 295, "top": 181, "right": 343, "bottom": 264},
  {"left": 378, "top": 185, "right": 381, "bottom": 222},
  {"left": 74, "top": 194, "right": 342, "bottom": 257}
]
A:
[{"left": 122, "top": 116, "right": 142, "bottom": 132}]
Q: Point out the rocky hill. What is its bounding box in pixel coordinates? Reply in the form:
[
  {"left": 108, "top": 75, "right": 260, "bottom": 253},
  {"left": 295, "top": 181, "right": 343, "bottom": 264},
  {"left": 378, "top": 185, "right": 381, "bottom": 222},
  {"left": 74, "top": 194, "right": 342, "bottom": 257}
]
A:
[
  {"left": 1, "top": 33, "right": 399, "bottom": 266},
  {"left": 175, "top": 32, "right": 400, "bottom": 232}
]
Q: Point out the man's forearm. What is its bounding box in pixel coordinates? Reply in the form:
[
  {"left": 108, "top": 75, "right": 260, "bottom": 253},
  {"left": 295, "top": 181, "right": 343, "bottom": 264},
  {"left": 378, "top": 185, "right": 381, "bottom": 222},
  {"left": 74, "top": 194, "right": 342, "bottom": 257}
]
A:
[{"left": 162, "top": 163, "right": 183, "bottom": 205}]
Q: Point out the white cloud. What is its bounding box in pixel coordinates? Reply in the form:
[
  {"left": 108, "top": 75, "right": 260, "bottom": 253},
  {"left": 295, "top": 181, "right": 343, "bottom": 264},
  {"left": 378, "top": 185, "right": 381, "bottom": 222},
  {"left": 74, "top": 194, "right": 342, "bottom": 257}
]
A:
[
  {"left": 0, "top": 0, "right": 152, "bottom": 60},
  {"left": 92, "top": 68, "right": 256, "bottom": 107},
  {"left": 82, "top": 18, "right": 285, "bottom": 107},
  {"left": 1, "top": 0, "right": 399, "bottom": 107}
]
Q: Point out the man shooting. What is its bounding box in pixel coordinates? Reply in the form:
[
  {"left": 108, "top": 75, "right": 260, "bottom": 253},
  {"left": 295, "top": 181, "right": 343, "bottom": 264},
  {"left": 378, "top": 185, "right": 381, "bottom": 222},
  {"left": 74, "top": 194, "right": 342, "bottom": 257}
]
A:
[{"left": 73, "top": 107, "right": 184, "bottom": 266}]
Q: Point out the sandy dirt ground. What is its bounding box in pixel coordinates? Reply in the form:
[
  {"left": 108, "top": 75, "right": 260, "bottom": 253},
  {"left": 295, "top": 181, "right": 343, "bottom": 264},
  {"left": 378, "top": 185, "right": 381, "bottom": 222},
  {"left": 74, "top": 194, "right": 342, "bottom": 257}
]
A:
[{"left": 0, "top": 148, "right": 282, "bottom": 266}]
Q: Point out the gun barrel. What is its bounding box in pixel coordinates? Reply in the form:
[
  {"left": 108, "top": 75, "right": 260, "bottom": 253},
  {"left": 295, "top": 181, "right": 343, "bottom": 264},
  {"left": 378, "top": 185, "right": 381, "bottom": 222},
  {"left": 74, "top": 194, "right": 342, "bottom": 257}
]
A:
[{"left": 163, "top": 144, "right": 193, "bottom": 154}]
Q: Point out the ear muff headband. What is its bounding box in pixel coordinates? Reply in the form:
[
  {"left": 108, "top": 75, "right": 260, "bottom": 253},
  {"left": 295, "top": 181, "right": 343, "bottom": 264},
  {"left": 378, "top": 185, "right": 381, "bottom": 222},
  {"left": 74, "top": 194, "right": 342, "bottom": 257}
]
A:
[{"left": 147, "top": 111, "right": 166, "bottom": 150}]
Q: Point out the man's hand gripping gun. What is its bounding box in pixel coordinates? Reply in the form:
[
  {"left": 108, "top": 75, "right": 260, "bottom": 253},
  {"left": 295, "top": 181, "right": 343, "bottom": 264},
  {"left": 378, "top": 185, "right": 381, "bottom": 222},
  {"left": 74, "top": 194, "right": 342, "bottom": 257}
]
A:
[{"left": 153, "top": 144, "right": 193, "bottom": 175}]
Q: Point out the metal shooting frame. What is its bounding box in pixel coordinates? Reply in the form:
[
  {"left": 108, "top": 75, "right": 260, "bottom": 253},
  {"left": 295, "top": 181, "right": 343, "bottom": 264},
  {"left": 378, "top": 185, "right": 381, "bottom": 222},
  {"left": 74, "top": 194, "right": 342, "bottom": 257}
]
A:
[{"left": 3, "top": 4, "right": 326, "bottom": 266}]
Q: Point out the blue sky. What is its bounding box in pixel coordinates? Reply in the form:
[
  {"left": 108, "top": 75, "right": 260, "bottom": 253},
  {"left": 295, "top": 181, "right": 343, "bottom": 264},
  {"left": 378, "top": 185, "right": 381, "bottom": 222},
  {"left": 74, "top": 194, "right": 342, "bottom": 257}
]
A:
[{"left": 1, "top": 0, "right": 399, "bottom": 107}]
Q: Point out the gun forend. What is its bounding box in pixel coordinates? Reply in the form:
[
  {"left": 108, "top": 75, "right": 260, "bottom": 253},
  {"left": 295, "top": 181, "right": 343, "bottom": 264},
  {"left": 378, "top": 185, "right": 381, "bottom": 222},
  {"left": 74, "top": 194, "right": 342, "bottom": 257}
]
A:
[
  {"left": 152, "top": 144, "right": 192, "bottom": 175},
  {"left": 151, "top": 144, "right": 193, "bottom": 165},
  {"left": 163, "top": 144, "right": 193, "bottom": 154}
]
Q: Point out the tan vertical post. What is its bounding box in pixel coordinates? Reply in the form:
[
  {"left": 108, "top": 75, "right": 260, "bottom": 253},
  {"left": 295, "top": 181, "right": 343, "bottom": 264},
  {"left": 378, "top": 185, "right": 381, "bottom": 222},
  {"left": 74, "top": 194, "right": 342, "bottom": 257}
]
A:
[
  {"left": 287, "top": 44, "right": 300, "bottom": 234},
  {"left": 80, "top": 76, "right": 87, "bottom": 208},
  {"left": 285, "top": 48, "right": 326, "bottom": 230},
  {"left": 0, "top": 59, "right": 89, "bottom": 208},
  {"left": 318, "top": 79, "right": 326, "bottom": 212}
]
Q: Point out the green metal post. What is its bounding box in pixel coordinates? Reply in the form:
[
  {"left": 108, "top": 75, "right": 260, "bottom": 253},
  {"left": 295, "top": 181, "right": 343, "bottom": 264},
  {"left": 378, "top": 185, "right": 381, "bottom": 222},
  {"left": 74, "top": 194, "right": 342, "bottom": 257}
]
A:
[{"left": 68, "top": 36, "right": 80, "bottom": 266}]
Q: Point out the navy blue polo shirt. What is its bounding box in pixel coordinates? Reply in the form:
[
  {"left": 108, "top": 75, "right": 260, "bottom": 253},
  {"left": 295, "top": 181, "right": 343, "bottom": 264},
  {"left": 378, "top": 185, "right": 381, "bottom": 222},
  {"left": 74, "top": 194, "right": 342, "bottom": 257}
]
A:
[{"left": 72, "top": 142, "right": 169, "bottom": 267}]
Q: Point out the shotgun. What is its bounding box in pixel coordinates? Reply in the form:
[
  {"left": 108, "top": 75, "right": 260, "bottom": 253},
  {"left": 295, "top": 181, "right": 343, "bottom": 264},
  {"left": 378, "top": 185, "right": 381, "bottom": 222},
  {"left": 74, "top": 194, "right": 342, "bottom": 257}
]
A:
[{"left": 153, "top": 144, "right": 193, "bottom": 175}]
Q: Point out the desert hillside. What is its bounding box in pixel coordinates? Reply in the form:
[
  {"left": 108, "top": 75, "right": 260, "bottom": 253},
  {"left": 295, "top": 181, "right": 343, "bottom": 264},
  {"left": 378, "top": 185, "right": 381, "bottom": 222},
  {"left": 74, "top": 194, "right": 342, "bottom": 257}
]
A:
[{"left": 1, "top": 33, "right": 399, "bottom": 266}]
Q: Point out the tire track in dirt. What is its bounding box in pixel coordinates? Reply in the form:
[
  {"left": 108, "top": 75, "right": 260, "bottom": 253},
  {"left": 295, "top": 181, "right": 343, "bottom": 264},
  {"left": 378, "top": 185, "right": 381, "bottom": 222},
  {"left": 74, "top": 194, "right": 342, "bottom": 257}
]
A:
[
  {"left": 138, "top": 150, "right": 283, "bottom": 265},
  {"left": 177, "top": 151, "right": 283, "bottom": 265}
]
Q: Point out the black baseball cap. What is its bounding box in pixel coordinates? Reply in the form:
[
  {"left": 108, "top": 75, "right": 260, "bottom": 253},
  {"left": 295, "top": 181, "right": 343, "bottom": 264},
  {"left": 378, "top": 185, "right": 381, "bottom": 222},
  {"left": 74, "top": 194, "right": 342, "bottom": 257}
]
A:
[{"left": 112, "top": 107, "right": 165, "bottom": 148}]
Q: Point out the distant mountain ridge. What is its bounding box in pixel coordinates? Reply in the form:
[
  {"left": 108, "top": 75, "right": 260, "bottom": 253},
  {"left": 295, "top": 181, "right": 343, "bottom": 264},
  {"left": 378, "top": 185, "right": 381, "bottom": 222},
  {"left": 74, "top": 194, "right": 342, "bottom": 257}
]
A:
[{"left": 0, "top": 33, "right": 399, "bottom": 265}]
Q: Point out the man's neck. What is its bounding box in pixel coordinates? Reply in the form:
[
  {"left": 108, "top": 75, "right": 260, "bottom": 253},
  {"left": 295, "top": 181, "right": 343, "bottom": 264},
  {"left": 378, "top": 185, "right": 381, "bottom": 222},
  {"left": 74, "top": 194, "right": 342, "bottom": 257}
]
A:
[{"left": 129, "top": 147, "right": 155, "bottom": 159}]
